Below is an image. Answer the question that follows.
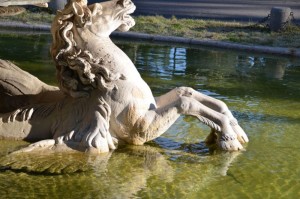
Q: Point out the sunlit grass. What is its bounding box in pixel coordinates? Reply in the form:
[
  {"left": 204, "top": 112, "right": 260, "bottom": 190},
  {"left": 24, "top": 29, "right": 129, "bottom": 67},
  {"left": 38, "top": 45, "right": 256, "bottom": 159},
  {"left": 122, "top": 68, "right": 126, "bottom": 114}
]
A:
[
  {"left": 0, "top": 9, "right": 54, "bottom": 24},
  {"left": 133, "top": 15, "right": 300, "bottom": 48},
  {"left": 1, "top": 10, "right": 300, "bottom": 48}
]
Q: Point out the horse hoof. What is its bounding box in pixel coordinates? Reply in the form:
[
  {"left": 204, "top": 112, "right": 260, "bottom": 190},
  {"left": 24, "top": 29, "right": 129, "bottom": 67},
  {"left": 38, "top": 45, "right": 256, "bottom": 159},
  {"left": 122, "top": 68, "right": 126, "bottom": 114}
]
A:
[
  {"left": 231, "top": 123, "right": 249, "bottom": 144},
  {"left": 218, "top": 134, "right": 243, "bottom": 151}
]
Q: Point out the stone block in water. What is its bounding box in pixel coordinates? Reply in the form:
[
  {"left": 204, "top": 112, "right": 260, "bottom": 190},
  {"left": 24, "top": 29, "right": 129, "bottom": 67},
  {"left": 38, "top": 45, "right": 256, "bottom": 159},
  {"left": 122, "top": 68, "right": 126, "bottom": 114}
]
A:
[
  {"left": 270, "top": 7, "right": 292, "bottom": 32},
  {"left": 48, "top": 0, "right": 67, "bottom": 11}
]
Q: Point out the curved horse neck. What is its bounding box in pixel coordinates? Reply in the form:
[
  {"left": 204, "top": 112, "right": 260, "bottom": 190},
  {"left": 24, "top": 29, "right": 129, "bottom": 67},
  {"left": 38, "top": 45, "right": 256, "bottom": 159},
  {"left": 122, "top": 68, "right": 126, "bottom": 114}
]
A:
[
  {"left": 74, "top": 28, "right": 157, "bottom": 106},
  {"left": 76, "top": 28, "right": 140, "bottom": 79}
]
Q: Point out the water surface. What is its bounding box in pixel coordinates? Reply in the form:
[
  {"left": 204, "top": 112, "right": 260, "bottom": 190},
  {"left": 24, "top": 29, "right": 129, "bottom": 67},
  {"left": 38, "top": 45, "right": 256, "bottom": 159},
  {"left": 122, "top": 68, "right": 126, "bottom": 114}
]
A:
[{"left": 0, "top": 32, "right": 300, "bottom": 198}]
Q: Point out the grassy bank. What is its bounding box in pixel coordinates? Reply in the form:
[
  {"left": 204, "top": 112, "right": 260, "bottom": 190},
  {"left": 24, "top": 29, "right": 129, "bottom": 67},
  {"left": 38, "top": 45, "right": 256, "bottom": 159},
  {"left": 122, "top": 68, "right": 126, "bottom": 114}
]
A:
[
  {"left": 1, "top": 10, "right": 300, "bottom": 48},
  {"left": 133, "top": 16, "right": 300, "bottom": 48},
  {"left": 0, "top": 9, "right": 53, "bottom": 24}
]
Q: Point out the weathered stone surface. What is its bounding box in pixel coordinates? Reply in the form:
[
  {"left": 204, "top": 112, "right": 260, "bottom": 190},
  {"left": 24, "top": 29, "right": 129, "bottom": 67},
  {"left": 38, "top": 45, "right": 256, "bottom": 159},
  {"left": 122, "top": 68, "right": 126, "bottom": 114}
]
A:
[
  {"left": 0, "top": 0, "right": 49, "bottom": 16},
  {"left": 0, "top": 0, "right": 49, "bottom": 7},
  {"left": 270, "top": 7, "right": 292, "bottom": 32},
  {"left": 48, "top": 0, "right": 67, "bottom": 11},
  {"left": 0, "top": 0, "right": 248, "bottom": 154},
  {"left": 0, "top": 6, "right": 25, "bottom": 16}
]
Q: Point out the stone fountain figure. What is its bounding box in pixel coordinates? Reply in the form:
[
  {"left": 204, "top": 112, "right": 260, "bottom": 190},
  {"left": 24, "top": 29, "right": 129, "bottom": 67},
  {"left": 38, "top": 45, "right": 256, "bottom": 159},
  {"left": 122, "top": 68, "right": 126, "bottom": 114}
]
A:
[{"left": 0, "top": 0, "right": 248, "bottom": 154}]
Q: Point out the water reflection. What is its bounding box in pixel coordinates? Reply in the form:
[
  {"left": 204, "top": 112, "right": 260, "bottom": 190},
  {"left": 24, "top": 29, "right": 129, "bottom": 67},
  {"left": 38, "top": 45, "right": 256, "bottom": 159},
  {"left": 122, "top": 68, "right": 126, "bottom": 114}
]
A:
[
  {"left": 118, "top": 41, "right": 300, "bottom": 87},
  {"left": 1, "top": 33, "right": 299, "bottom": 96},
  {"left": 236, "top": 56, "right": 287, "bottom": 80},
  {"left": 0, "top": 141, "right": 241, "bottom": 198},
  {"left": 0, "top": 33, "right": 51, "bottom": 62},
  {"left": 1, "top": 33, "right": 298, "bottom": 85},
  {"left": 117, "top": 41, "right": 300, "bottom": 104},
  {"left": 1, "top": 33, "right": 300, "bottom": 198},
  {"left": 0, "top": 32, "right": 56, "bottom": 84}
]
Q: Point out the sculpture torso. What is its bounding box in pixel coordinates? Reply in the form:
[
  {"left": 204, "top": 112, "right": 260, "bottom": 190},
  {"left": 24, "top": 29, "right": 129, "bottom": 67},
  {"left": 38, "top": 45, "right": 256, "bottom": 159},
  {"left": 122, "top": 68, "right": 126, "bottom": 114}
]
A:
[
  {"left": 78, "top": 33, "right": 157, "bottom": 138},
  {"left": 61, "top": 1, "right": 157, "bottom": 139}
]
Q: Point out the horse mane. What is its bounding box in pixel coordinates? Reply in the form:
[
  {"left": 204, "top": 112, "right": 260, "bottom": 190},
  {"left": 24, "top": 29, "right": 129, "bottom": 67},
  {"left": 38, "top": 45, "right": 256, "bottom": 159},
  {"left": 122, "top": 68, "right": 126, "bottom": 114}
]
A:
[
  {"left": 50, "top": 0, "right": 120, "bottom": 98},
  {"left": 48, "top": 0, "right": 119, "bottom": 151}
]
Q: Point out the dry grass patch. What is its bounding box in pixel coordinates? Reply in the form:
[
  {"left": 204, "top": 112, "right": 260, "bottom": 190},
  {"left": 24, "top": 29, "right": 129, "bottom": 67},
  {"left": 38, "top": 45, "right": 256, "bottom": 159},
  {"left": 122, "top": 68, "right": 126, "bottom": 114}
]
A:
[
  {"left": 133, "top": 15, "right": 300, "bottom": 48},
  {"left": 0, "top": 9, "right": 54, "bottom": 24},
  {"left": 1, "top": 11, "right": 300, "bottom": 48}
]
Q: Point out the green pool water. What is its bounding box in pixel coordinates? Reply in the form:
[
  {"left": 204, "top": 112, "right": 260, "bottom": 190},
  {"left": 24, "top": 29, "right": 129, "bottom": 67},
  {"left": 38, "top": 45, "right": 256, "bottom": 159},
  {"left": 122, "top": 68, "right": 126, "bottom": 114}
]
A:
[{"left": 0, "top": 32, "right": 300, "bottom": 198}]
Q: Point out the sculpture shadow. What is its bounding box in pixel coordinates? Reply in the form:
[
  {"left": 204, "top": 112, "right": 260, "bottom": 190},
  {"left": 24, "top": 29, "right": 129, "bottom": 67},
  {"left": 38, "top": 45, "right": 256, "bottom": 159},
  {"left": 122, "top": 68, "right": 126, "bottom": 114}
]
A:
[{"left": 0, "top": 140, "right": 242, "bottom": 198}]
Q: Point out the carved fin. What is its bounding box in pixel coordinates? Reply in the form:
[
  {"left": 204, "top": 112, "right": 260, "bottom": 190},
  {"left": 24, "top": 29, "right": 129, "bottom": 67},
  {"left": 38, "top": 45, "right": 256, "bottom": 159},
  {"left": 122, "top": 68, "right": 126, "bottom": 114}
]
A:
[{"left": 10, "top": 139, "right": 56, "bottom": 154}]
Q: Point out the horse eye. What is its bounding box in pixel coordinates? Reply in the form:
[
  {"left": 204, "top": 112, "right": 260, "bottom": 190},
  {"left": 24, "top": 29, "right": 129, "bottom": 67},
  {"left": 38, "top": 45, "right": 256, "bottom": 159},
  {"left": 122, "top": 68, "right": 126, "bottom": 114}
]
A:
[
  {"left": 125, "top": 0, "right": 131, "bottom": 5},
  {"left": 116, "top": 0, "right": 125, "bottom": 7}
]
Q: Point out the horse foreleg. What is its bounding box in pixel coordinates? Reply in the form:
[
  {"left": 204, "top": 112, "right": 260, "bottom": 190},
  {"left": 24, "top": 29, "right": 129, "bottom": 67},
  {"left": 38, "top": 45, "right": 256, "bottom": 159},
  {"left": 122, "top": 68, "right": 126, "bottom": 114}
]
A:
[
  {"left": 178, "top": 96, "right": 243, "bottom": 150},
  {"left": 128, "top": 96, "right": 243, "bottom": 151},
  {"left": 155, "top": 87, "right": 249, "bottom": 144}
]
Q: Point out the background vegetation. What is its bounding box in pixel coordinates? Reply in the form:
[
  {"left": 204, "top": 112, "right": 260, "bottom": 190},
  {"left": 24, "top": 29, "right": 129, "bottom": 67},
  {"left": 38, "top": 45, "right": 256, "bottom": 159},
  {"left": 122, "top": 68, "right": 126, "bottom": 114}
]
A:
[{"left": 1, "top": 10, "right": 300, "bottom": 48}]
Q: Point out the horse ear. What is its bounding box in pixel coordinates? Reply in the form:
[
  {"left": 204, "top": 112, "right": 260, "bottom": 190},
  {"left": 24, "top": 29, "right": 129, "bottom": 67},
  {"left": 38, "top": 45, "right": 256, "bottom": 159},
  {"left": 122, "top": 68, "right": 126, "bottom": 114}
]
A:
[
  {"left": 72, "top": 2, "right": 84, "bottom": 17},
  {"left": 90, "top": 3, "right": 103, "bottom": 16}
]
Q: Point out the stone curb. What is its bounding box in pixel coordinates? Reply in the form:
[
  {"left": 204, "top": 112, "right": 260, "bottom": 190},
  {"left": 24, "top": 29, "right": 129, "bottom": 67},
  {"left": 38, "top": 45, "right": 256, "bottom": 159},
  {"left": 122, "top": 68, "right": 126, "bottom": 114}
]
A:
[
  {"left": 112, "top": 32, "right": 300, "bottom": 57},
  {"left": 0, "top": 21, "right": 51, "bottom": 31},
  {"left": 1, "top": 21, "right": 300, "bottom": 57}
]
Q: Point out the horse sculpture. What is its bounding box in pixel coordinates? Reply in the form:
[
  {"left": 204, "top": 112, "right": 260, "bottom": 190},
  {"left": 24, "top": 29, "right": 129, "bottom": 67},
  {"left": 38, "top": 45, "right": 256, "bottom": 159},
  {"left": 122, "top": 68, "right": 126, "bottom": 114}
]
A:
[{"left": 0, "top": 0, "right": 248, "bottom": 154}]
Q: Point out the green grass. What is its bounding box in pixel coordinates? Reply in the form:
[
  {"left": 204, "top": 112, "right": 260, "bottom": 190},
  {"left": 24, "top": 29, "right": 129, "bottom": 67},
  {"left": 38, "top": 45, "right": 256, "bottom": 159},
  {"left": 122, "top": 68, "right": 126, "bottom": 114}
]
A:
[
  {"left": 0, "top": 9, "right": 54, "bottom": 24},
  {"left": 1, "top": 10, "right": 300, "bottom": 48},
  {"left": 133, "top": 15, "right": 300, "bottom": 48}
]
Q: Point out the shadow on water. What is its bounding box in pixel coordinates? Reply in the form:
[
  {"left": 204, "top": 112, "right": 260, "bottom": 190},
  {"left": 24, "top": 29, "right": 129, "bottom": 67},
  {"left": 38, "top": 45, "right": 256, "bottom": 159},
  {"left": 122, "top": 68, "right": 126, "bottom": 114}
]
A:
[
  {"left": 0, "top": 140, "right": 242, "bottom": 198},
  {"left": 0, "top": 33, "right": 51, "bottom": 62},
  {"left": 0, "top": 137, "right": 236, "bottom": 173}
]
